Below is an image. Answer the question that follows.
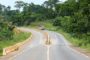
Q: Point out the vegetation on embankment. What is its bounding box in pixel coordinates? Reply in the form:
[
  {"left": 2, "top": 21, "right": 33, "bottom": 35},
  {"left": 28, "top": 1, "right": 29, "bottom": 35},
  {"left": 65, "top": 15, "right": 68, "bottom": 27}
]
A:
[
  {"left": 29, "top": 21, "right": 90, "bottom": 52},
  {"left": 46, "top": 22, "right": 90, "bottom": 52},
  {"left": 0, "top": 0, "right": 89, "bottom": 55},
  {"left": 0, "top": 28, "right": 31, "bottom": 56}
]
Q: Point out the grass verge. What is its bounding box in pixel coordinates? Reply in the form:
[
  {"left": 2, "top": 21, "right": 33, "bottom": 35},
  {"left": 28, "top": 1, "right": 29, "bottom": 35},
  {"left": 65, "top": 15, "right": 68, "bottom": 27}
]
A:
[
  {"left": 29, "top": 21, "right": 90, "bottom": 52},
  {"left": 0, "top": 29, "right": 31, "bottom": 56}
]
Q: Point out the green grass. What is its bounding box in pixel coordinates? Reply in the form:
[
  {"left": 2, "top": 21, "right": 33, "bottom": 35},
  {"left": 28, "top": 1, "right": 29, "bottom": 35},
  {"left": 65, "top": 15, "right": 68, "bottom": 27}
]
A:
[
  {"left": 29, "top": 21, "right": 90, "bottom": 52},
  {"left": 44, "top": 22, "right": 90, "bottom": 52},
  {"left": 0, "top": 32, "right": 31, "bottom": 56},
  {"left": 45, "top": 22, "right": 90, "bottom": 51},
  {"left": 57, "top": 29, "right": 90, "bottom": 51},
  {"left": 27, "top": 21, "right": 58, "bottom": 30}
]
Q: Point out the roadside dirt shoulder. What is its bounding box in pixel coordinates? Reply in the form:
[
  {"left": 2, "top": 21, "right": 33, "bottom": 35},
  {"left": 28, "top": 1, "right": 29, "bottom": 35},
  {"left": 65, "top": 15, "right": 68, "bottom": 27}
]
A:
[{"left": 70, "top": 45, "right": 90, "bottom": 58}]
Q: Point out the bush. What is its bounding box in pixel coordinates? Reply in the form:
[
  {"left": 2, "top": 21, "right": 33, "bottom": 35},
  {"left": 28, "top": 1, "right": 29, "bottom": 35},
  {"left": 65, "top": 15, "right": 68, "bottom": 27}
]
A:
[
  {"left": 72, "top": 12, "right": 88, "bottom": 34},
  {"left": 53, "top": 17, "right": 62, "bottom": 26},
  {"left": 53, "top": 16, "right": 73, "bottom": 32},
  {"left": 0, "top": 22, "right": 14, "bottom": 40}
]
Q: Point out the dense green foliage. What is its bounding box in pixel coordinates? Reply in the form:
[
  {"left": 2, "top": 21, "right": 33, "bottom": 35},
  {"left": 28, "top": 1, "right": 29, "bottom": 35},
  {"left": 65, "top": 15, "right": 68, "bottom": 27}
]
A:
[
  {"left": 53, "top": 0, "right": 90, "bottom": 38},
  {"left": 0, "top": 3, "right": 15, "bottom": 40},
  {"left": 0, "top": 0, "right": 90, "bottom": 49},
  {"left": 0, "top": 16, "right": 14, "bottom": 40},
  {"left": 0, "top": 21, "right": 14, "bottom": 40}
]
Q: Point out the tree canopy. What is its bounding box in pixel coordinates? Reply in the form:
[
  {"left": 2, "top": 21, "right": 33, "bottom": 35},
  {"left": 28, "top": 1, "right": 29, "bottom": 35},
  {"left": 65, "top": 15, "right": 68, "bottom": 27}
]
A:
[{"left": 0, "top": 0, "right": 90, "bottom": 40}]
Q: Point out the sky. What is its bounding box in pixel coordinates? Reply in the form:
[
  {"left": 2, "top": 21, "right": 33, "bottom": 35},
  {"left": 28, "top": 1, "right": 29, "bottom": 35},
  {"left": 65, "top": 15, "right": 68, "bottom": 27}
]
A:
[{"left": 0, "top": 0, "right": 66, "bottom": 9}]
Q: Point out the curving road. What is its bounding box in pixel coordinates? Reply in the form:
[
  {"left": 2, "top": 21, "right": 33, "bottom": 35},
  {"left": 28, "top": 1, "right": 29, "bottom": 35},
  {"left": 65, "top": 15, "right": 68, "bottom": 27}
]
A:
[
  {"left": 0, "top": 28, "right": 90, "bottom": 60},
  {"left": 9, "top": 28, "right": 47, "bottom": 60},
  {"left": 47, "top": 31, "right": 90, "bottom": 60}
]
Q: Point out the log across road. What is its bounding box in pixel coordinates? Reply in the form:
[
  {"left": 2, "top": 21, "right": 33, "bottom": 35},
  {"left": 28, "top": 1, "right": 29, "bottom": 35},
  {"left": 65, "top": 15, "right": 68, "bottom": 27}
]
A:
[{"left": 0, "top": 28, "right": 90, "bottom": 60}]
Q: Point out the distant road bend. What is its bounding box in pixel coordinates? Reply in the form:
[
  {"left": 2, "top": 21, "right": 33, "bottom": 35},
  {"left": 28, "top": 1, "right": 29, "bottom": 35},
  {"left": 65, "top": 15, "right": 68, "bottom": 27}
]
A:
[{"left": 0, "top": 28, "right": 90, "bottom": 60}]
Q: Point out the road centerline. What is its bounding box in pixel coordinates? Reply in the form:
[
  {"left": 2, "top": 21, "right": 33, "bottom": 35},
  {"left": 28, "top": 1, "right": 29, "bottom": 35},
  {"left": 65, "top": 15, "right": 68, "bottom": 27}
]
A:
[{"left": 47, "top": 46, "right": 50, "bottom": 60}]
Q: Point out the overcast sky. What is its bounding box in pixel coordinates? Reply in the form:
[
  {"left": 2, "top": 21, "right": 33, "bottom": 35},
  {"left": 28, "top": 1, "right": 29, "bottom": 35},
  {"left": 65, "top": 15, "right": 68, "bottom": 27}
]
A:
[{"left": 0, "top": 0, "right": 66, "bottom": 9}]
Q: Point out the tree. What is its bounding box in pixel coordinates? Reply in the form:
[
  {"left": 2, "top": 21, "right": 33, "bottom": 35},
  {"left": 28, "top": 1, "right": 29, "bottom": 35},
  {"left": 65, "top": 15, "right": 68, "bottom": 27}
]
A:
[
  {"left": 43, "top": 0, "right": 59, "bottom": 10},
  {"left": 15, "top": 1, "right": 25, "bottom": 11}
]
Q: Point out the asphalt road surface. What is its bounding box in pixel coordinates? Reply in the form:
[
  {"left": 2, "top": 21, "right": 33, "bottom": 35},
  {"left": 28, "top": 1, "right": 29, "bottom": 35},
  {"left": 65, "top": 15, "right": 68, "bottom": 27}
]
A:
[
  {"left": 0, "top": 28, "right": 90, "bottom": 60},
  {"left": 47, "top": 31, "right": 90, "bottom": 60}
]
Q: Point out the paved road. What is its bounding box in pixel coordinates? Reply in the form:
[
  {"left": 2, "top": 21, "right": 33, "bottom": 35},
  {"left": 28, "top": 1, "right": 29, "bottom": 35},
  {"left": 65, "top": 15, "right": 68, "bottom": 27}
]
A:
[
  {"left": 47, "top": 31, "right": 90, "bottom": 60},
  {"left": 0, "top": 28, "right": 90, "bottom": 60},
  {"left": 9, "top": 28, "right": 47, "bottom": 60}
]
